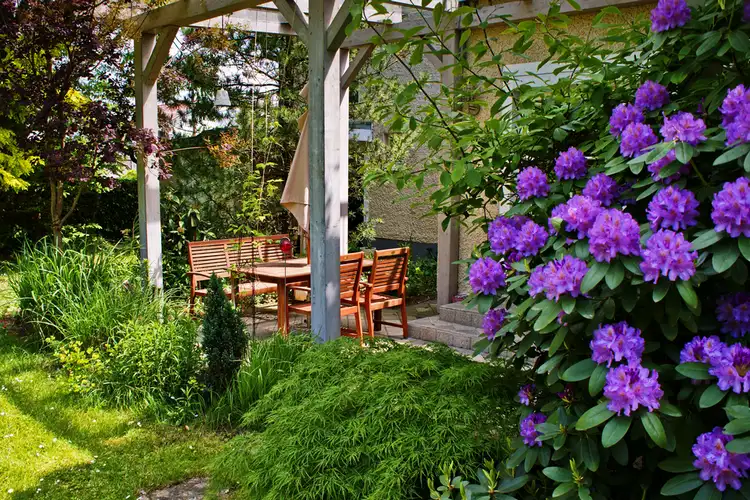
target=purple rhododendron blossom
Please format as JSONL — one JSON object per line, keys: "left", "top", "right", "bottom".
{"left": 488, "top": 215, "right": 529, "bottom": 255}
{"left": 528, "top": 265, "right": 547, "bottom": 297}
{"left": 604, "top": 364, "right": 663, "bottom": 416}
{"left": 539, "top": 256, "right": 589, "bottom": 302}
{"left": 650, "top": 0, "right": 691, "bottom": 32}
{"left": 590, "top": 322, "right": 645, "bottom": 366}
{"left": 712, "top": 177, "right": 750, "bottom": 238}
{"left": 518, "top": 384, "right": 535, "bottom": 406}
{"left": 717, "top": 293, "right": 750, "bottom": 338}
{"left": 468, "top": 257, "right": 506, "bottom": 296}
{"left": 583, "top": 174, "right": 620, "bottom": 207}
{"left": 588, "top": 209, "right": 642, "bottom": 262}
{"left": 620, "top": 122, "right": 659, "bottom": 157}
{"left": 609, "top": 103, "right": 644, "bottom": 137}
{"left": 517, "top": 166, "right": 550, "bottom": 200}
{"left": 554, "top": 195, "right": 603, "bottom": 239}
{"left": 520, "top": 413, "right": 547, "bottom": 447}
{"left": 693, "top": 427, "right": 750, "bottom": 492}
{"left": 635, "top": 81, "right": 670, "bottom": 110}
{"left": 483, "top": 308, "right": 506, "bottom": 340}
{"left": 516, "top": 220, "right": 549, "bottom": 257}
{"left": 647, "top": 186, "right": 700, "bottom": 231}
{"left": 660, "top": 112, "right": 707, "bottom": 145}
{"left": 554, "top": 147, "right": 587, "bottom": 180}
{"left": 745, "top": 0, "right": 750, "bottom": 22}
{"left": 640, "top": 230, "right": 697, "bottom": 283}
{"left": 680, "top": 336, "right": 726, "bottom": 364}
{"left": 720, "top": 86, "right": 750, "bottom": 145}
{"left": 709, "top": 343, "right": 750, "bottom": 394}
{"left": 647, "top": 150, "right": 690, "bottom": 184}
{"left": 557, "top": 384, "right": 574, "bottom": 402}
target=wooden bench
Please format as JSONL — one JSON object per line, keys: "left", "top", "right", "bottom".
{"left": 187, "top": 235, "right": 291, "bottom": 314}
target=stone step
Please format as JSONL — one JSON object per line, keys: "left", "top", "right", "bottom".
{"left": 439, "top": 302, "right": 484, "bottom": 329}
{"left": 407, "top": 315, "right": 483, "bottom": 351}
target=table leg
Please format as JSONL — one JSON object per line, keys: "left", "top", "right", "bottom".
{"left": 277, "top": 282, "right": 287, "bottom": 335}
{"left": 374, "top": 310, "right": 383, "bottom": 332}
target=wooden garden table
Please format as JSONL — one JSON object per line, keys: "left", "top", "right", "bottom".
{"left": 237, "top": 257, "right": 373, "bottom": 334}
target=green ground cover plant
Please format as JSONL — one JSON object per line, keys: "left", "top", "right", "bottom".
{"left": 212, "top": 339, "right": 522, "bottom": 500}
{"left": 0, "top": 333, "right": 224, "bottom": 500}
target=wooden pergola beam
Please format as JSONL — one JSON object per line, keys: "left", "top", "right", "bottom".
{"left": 190, "top": 11, "right": 296, "bottom": 35}
{"left": 272, "top": 0, "right": 311, "bottom": 43}
{"left": 144, "top": 27, "right": 178, "bottom": 84}
{"left": 133, "top": 0, "right": 266, "bottom": 33}
{"left": 327, "top": 0, "right": 354, "bottom": 51}
{"left": 341, "top": 44, "right": 373, "bottom": 91}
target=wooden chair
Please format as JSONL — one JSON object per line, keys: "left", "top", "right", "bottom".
{"left": 187, "top": 235, "right": 290, "bottom": 314}
{"left": 360, "top": 247, "right": 410, "bottom": 339}
{"left": 285, "top": 252, "right": 365, "bottom": 343}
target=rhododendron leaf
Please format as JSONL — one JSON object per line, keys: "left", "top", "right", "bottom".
{"left": 641, "top": 412, "right": 667, "bottom": 449}
{"left": 506, "top": 446, "right": 527, "bottom": 468}
{"left": 659, "top": 402, "right": 682, "bottom": 417}
{"left": 549, "top": 327, "right": 568, "bottom": 356}
{"left": 676, "top": 362, "right": 712, "bottom": 380}
{"left": 739, "top": 237, "right": 750, "bottom": 262}
{"left": 552, "top": 482, "right": 576, "bottom": 497}
{"left": 561, "top": 359, "right": 596, "bottom": 382}
{"left": 611, "top": 440, "right": 628, "bottom": 466}
{"left": 543, "top": 466, "right": 573, "bottom": 483}
{"left": 537, "top": 354, "right": 564, "bottom": 374}
{"left": 602, "top": 416, "right": 631, "bottom": 448}
{"left": 714, "top": 143, "right": 750, "bottom": 165}
{"left": 699, "top": 384, "right": 726, "bottom": 408}
{"left": 745, "top": 151, "right": 750, "bottom": 172}
{"left": 691, "top": 229, "right": 723, "bottom": 251}
{"left": 580, "top": 261, "right": 609, "bottom": 294}
{"left": 578, "top": 486, "right": 592, "bottom": 500}
{"left": 524, "top": 447, "right": 538, "bottom": 472}
{"left": 697, "top": 31, "right": 721, "bottom": 56}
{"left": 589, "top": 364, "right": 608, "bottom": 397}
{"left": 653, "top": 281, "right": 670, "bottom": 302}
{"left": 726, "top": 405, "right": 750, "bottom": 420}
{"left": 560, "top": 296, "right": 576, "bottom": 314}
{"left": 693, "top": 482, "right": 721, "bottom": 500}
{"left": 658, "top": 456, "right": 697, "bottom": 473}
{"left": 723, "top": 418, "right": 750, "bottom": 435}
{"left": 575, "top": 402, "right": 615, "bottom": 430}
{"left": 605, "top": 261, "right": 625, "bottom": 289}
{"left": 659, "top": 472, "right": 703, "bottom": 496}
{"left": 533, "top": 300, "right": 562, "bottom": 331}
{"left": 712, "top": 242, "right": 740, "bottom": 274}
{"left": 676, "top": 280, "right": 698, "bottom": 309}
{"left": 729, "top": 30, "right": 750, "bottom": 53}
{"left": 496, "top": 474, "right": 529, "bottom": 494}
{"left": 726, "top": 437, "right": 750, "bottom": 453}
{"left": 581, "top": 436, "right": 600, "bottom": 472}
{"left": 675, "top": 142, "right": 695, "bottom": 164}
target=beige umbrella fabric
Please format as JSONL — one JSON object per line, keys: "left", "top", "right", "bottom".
{"left": 281, "top": 85, "right": 309, "bottom": 233}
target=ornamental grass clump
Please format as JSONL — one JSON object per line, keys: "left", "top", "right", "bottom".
{"left": 450, "top": 0, "right": 750, "bottom": 497}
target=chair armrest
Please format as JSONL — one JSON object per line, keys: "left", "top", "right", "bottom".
{"left": 360, "top": 282, "right": 373, "bottom": 289}
{"left": 287, "top": 285, "right": 312, "bottom": 293}
{"left": 187, "top": 271, "right": 212, "bottom": 280}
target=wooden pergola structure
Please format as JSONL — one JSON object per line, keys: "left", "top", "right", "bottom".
{"left": 131, "top": 0, "right": 649, "bottom": 341}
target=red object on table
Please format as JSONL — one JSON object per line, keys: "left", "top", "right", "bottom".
{"left": 280, "top": 238, "right": 293, "bottom": 255}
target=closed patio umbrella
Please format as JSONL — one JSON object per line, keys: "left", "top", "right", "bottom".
{"left": 281, "top": 85, "right": 310, "bottom": 236}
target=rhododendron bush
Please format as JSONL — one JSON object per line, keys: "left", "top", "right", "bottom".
{"left": 371, "top": 0, "right": 750, "bottom": 498}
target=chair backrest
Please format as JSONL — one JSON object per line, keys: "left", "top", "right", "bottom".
{"left": 188, "top": 234, "right": 291, "bottom": 281}
{"left": 368, "top": 247, "right": 410, "bottom": 294}
{"left": 339, "top": 252, "right": 364, "bottom": 303}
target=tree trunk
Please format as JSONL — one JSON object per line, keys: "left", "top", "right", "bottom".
{"left": 50, "top": 180, "right": 64, "bottom": 248}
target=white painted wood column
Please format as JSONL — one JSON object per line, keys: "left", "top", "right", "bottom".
{"left": 309, "top": 0, "right": 342, "bottom": 341}
{"left": 134, "top": 34, "right": 164, "bottom": 288}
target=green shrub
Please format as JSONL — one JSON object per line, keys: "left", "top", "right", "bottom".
{"left": 208, "top": 333, "right": 314, "bottom": 428}
{"left": 407, "top": 254, "right": 437, "bottom": 300}
{"left": 202, "top": 274, "right": 248, "bottom": 392}
{"left": 211, "top": 339, "right": 521, "bottom": 500}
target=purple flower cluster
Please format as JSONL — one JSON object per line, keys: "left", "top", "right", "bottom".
{"left": 527, "top": 256, "right": 589, "bottom": 302}
{"left": 647, "top": 150, "right": 690, "bottom": 184}
{"left": 610, "top": 103, "right": 644, "bottom": 137}
{"left": 620, "top": 123, "right": 658, "bottom": 157}
{"left": 717, "top": 293, "right": 750, "bottom": 338}
{"left": 604, "top": 364, "right": 663, "bottom": 416}
{"left": 554, "top": 147, "right": 588, "bottom": 180}
{"left": 720, "top": 85, "right": 750, "bottom": 146}
{"left": 680, "top": 336, "right": 724, "bottom": 364}
{"left": 635, "top": 81, "right": 670, "bottom": 111}
{"left": 660, "top": 112, "right": 707, "bottom": 145}
{"left": 588, "top": 209, "right": 642, "bottom": 262}
{"left": 650, "top": 0, "right": 691, "bottom": 32}
{"left": 483, "top": 308, "right": 507, "bottom": 340}
{"left": 517, "top": 166, "right": 550, "bottom": 201}
{"left": 516, "top": 221, "right": 550, "bottom": 257}
{"left": 553, "top": 195, "right": 603, "bottom": 239}
{"left": 488, "top": 215, "right": 529, "bottom": 255}
{"left": 640, "top": 230, "right": 697, "bottom": 283}
{"left": 583, "top": 174, "right": 620, "bottom": 207}
{"left": 693, "top": 427, "right": 750, "bottom": 492}
{"left": 520, "top": 413, "right": 547, "bottom": 447}
{"left": 590, "top": 322, "right": 645, "bottom": 366}
{"left": 710, "top": 343, "right": 750, "bottom": 394}
{"left": 518, "top": 384, "right": 535, "bottom": 406}
{"left": 647, "top": 186, "right": 700, "bottom": 231}
{"left": 469, "top": 257, "right": 506, "bottom": 296}
{"left": 712, "top": 177, "right": 750, "bottom": 238}
{"left": 745, "top": 0, "right": 750, "bottom": 22}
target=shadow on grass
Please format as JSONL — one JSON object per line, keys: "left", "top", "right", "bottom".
{"left": 0, "top": 333, "right": 225, "bottom": 500}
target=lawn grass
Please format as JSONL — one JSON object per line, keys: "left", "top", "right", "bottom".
{"left": 0, "top": 332, "right": 226, "bottom": 500}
